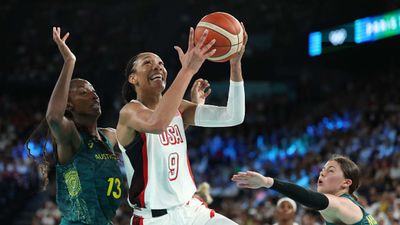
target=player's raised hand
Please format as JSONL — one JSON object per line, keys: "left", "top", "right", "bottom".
{"left": 174, "top": 28, "right": 216, "bottom": 74}
{"left": 231, "top": 171, "right": 273, "bottom": 189}
{"left": 196, "top": 182, "right": 213, "bottom": 205}
{"left": 52, "top": 27, "right": 76, "bottom": 62}
{"left": 230, "top": 22, "right": 248, "bottom": 65}
{"left": 176, "top": 27, "right": 195, "bottom": 65}
{"left": 190, "top": 78, "right": 211, "bottom": 105}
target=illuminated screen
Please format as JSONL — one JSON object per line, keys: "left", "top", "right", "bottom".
{"left": 355, "top": 10, "right": 400, "bottom": 43}
{"left": 308, "top": 9, "right": 400, "bottom": 56}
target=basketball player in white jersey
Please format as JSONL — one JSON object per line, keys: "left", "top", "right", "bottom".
{"left": 116, "top": 24, "right": 247, "bottom": 225}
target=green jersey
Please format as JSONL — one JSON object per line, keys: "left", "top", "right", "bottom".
{"left": 56, "top": 129, "right": 123, "bottom": 225}
{"left": 326, "top": 194, "right": 378, "bottom": 225}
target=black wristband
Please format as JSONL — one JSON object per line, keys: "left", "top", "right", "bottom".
{"left": 271, "top": 178, "right": 329, "bottom": 210}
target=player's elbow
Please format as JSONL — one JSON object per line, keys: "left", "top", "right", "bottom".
{"left": 236, "top": 116, "right": 245, "bottom": 125}
{"left": 231, "top": 109, "right": 245, "bottom": 126}
{"left": 147, "top": 120, "right": 169, "bottom": 134}
{"left": 45, "top": 114, "right": 63, "bottom": 127}
{"left": 230, "top": 115, "right": 245, "bottom": 126}
{"left": 217, "top": 112, "right": 245, "bottom": 127}
{"left": 149, "top": 127, "right": 167, "bottom": 134}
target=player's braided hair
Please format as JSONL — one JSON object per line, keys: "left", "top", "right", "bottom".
{"left": 25, "top": 83, "right": 76, "bottom": 190}
{"left": 25, "top": 119, "right": 55, "bottom": 190}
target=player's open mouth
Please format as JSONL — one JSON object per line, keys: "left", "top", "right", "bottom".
{"left": 150, "top": 74, "right": 163, "bottom": 81}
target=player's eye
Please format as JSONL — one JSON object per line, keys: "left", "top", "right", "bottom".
{"left": 79, "top": 89, "right": 88, "bottom": 95}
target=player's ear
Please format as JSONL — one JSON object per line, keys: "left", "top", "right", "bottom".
{"left": 128, "top": 73, "right": 138, "bottom": 85}
{"left": 343, "top": 178, "right": 352, "bottom": 189}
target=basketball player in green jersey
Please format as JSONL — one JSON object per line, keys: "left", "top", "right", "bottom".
{"left": 232, "top": 155, "right": 378, "bottom": 225}
{"left": 45, "top": 27, "right": 123, "bottom": 225}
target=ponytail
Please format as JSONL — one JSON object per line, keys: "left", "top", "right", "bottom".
{"left": 26, "top": 112, "right": 75, "bottom": 190}
{"left": 25, "top": 119, "right": 55, "bottom": 190}
{"left": 122, "top": 53, "right": 145, "bottom": 103}
{"left": 122, "top": 80, "right": 136, "bottom": 103}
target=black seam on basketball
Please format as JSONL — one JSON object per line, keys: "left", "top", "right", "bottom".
{"left": 221, "top": 13, "right": 240, "bottom": 36}
{"left": 197, "top": 24, "right": 236, "bottom": 36}
{"left": 197, "top": 25, "right": 232, "bottom": 45}
{"left": 195, "top": 24, "right": 242, "bottom": 47}
{"left": 211, "top": 42, "right": 243, "bottom": 48}
{"left": 221, "top": 14, "right": 241, "bottom": 50}
{"left": 221, "top": 14, "right": 241, "bottom": 51}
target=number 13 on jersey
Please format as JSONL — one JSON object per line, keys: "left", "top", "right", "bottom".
{"left": 107, "top": 177, "right": 122, "bottom": 199}
{"left": 168, "top": 152, "right": 179, "bottom": 181}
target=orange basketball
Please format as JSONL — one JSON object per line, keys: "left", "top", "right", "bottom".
{"left": 194, "top": 12, "right": 243, "bottom": 63}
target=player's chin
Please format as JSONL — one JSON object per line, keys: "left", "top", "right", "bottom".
{"left": 91, "top": 108, "right": 101, "bottom": 117}
{"left": 316, "top": 185, "right": 325, "bottom": 193}
{"left": 150, "top": 80, "right": 166, "bottom": 91}
{"left": 93, "top": 105, "right": 101, "bottom": 113}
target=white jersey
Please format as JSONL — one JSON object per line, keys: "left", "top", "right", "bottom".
{"left": 119, "top": 111, "right": 197, "bottom": 209}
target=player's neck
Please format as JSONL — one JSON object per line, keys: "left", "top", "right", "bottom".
{"left": 333, "top": 189, "right": 348, "bottom": 197}
{"left": 74, "top": 117, "right": 99, "bottom": 137}
{"left": 137, "top": 93, "right": 162, "bottom": 110}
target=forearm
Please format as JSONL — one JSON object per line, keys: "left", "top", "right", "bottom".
{"left": 270, "top": 178, "right": 329, "bottom": 210}
{"left": 230, "top": 61, "right": 243, "bottom": 82}
{"left": 46, "top": 60, "right": 75, "bottom": 120}
{"left": 152, "top": 68, "right": 194, "bottom": 127}
{"left": 194, "top": 80, "right": 245, "bottom": 127}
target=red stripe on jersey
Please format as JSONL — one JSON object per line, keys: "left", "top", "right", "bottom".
{"left": 186, "top": 149, "right": 196, "bottom": 185}
{"left": 210, "top": 209, "right": 215, "bottom": 218}
{"left": 132, "top": 216, "right": 143, "bottom": 225}
{"left": 139, "top": 133, "right": 148, "bottom": 208}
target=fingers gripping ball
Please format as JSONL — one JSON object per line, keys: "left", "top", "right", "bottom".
{"left": 195, "top": 12, "right": 243, "bottom": 63}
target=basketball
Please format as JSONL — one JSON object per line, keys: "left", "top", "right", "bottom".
{"left": 194, "top": 12, "right": 243, "bottom": 63}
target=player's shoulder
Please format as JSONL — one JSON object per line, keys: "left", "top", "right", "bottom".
{"left": 120, "top": 100, "right": 143, "bottom": 115}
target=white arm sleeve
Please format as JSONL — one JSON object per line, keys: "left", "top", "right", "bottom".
{"left": 194, "top": 80, "right": 245, "bottom": 127}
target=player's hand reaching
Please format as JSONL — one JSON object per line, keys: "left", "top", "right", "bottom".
{"left": 230, "top": 22, "right": 248, "bottom": 65}
{"left": 231, "top": 171, "right": 273, "bottom": 189}
{"left": 52, "top": 27, "right": 76, "bottom": 62}
{"left": 191, "top": 78, "right": 211, "bottom": 105}
{"left": 196, "top": 182, "right": 213, "bottom": 205}
{"left": 174, "top": 28, "right": 216, "bottom": 75}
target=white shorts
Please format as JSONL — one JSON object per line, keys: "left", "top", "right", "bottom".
{"left": 130, "top": 197, "right": 224, "bottom": 225}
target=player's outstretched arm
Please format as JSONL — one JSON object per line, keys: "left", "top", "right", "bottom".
{"left": 232, "top": 171, "right": 363, "bottom": 224}
{"left": 46, "top": 27, "right": 79, "bottom": 149}
{"left": 232, "top": 171, "right": 329, "bottom": 210}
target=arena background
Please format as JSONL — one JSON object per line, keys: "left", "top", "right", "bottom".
{"left": 1, "top": 0, "right": 399, "bottom": 224}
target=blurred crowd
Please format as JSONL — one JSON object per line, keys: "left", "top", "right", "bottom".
{"left": 0, "top": 71, "right": 399, "bottom": 224}
{"left": 183, "top": 74, "right": 400, "bottom": 225}
{"left": 0, "top": 95, "right": 45, "bottom": 223}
